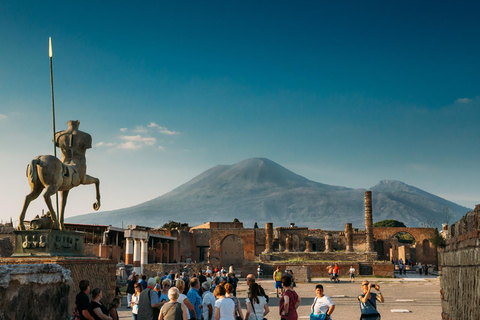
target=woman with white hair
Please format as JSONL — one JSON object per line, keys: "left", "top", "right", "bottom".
{"left": 158, "top": 287, "right": 188, "bottom": 320}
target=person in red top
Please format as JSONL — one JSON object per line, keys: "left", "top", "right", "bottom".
{"left": 279, "top": 275, "right": 300, "bottom": 320}
{"left": 333, "top": 263, "right": 340, "bottom": 283}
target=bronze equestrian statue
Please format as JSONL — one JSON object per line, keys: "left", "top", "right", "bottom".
{"left": 18, "top": 120, "right": 100, "bottom": 231}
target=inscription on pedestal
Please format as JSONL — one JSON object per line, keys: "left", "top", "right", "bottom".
{"left": 13, "top": 230, "right": 84, "bottom": 257}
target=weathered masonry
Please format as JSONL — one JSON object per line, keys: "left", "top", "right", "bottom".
{"left": 439, "top": 204, "right": 480, "bottom": 320}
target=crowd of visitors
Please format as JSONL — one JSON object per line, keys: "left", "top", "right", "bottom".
{"left": 76, "top": 265, "right": 386, "bottom": 320}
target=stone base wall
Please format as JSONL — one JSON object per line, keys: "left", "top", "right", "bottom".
{"left": 0, "top": 263, "right": 72, "bottom": 320}
{"left": 259, "top": 251, "right": 378, "bottom": 262}
{"left": 0, "top": 257, "right": 116, "bottom": 317}
{"left": 439, "top": 205, "right": 480, "bottom": 320}
{"left": 259, "top": 261, "right": 393, "bottom": 278}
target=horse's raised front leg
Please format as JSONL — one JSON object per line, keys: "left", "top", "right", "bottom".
{"left": 18, "top": 184, "right": 44, "bottom": 230}
{"left": 43, "top": 185, "right": 60, "bottom": 230}
{"left": 59, "top": 190, "right": 69, "bottom": 231}
{"left": 83, "top": 175, "right": 101, "bottom": 211}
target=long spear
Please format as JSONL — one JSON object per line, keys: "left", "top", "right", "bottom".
{"left": 49, "top": 37, "right": 59, "bottom": 217}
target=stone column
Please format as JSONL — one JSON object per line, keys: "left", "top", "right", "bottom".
{"left": 285, "top": 234, "right": 292, "bottom": 252}
{"left": 133, "top": 239, "right": 141, "bottom": 274}
{"left": 141, "top": 239, "right": 148, "bottom": 274}
{"left": 365, "top": 191, "right": 374, "bottom": 252}
{"left": 324, "top": 234, "right": 333, "bottom": 252}
{"left": 345, "top": 223, "right": 353, "bottom": 252}
{"left": 125, "top": 237, "right": 134, "bottom": 265}
{"left": 304, "top": 240, "right": 312, "bottom": 252}
{"left": 263, "top": 223, "right": 273, "bottom": 253}
{"left": 164, "top": 242, "right": 170, "bottom": 263}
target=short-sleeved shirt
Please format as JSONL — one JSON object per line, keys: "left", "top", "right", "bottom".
{"left": 312, "top": 295, "right": 334, "bottom": 315}
{"left": 215, "top": 297, "right": 235, "bottom": 320}
{"left": 358, "top": 293, "right": 378, "bottom": 315}
{"left": 178, "top": 294, "right": 190, "bottom": 319}
{"left": 245, "top": 296, "right": 267, "bottom": 320}
{"left": 274, "top": 271, "right": 282, "bottom": 281}
{"left": 202, "top": 291, "right": 216, "bottom": 320}
{"left": 333, "top": 266, "right": 339, "bottom": 274}
{"left": 279, "top": 289, "right": 298, "bottom": 320}
{"left": 188, "top": 288, "right": 203, "bottom": 320}
{"left": 90, "top": 301, "right": 109, "bottom": 320}
{"left": 75, "top": 292, "right": 90, "bottom": 320}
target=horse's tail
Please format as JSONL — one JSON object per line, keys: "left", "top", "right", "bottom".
{"left": 26, "top": 158, "right": 39, "bottom": 184}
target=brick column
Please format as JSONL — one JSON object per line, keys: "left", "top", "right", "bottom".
{"left": 125, "top": 237, "right": 134, "bottom": 265}
{"left": 140, "top": 239, "right": 148, "bottom": 274}
{"left": 365, "top": 191, "right": 374, "bottom": 252}
{"left": 285, "top": 234, "right": 292, "bottom": 252}
{"left": 133, "top": 239, "right": 141, "bottom": 274}
{"left": 263, "top": 223, "right": 273, "bottom": 253}
{"left": 345, "top": 223, "right": 353, "bottom": 252}
{"left": 304, "top": 240, "right": 312, "bottom": 252}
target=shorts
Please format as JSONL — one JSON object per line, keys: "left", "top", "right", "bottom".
{"left": 350, "top": 273, "right": 355, "bottom": 278}
{"left": 275, "top": 281, "right": 283, "bottom": 289}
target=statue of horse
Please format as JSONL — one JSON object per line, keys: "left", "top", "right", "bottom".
{"left": 18, "top": 120, "right": 100, "bottom": 231}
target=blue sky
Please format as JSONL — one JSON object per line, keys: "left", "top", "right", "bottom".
{"left": 1, "top": 1, "right": 479, "bottom": 225}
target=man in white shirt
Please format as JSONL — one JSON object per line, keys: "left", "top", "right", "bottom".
{"left": 349, "top": 266, "right": 356, "bottom": 283}
{"left": 201, "top": 282, "right": 216, "bottom": 320}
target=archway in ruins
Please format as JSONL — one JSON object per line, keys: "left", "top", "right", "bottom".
{"left": 221, "top": 234, "right": 244, "bottom": 267}
{"left": 391, "top": 231, "right": 417, "bottom": 263}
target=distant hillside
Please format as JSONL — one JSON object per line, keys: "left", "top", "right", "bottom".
{"left": 66, "top": 158, "right": 471, "bottom": 229}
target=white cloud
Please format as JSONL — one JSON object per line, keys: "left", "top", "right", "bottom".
{"left": 95, "top": 142, "right": 116, "bottom": 148}
{"left": 119, "top": 128, "right": 128, "bottom": 132}
{"left": 118, "top": 141, "right": 142, "bottom": 150}
{"left": 148, "top": 122, "right": 180, "bottom": 135}
{"left": 133, "top": 125, "right": 148, "bottom": 133}
{"left": 0, "top": 114, "right": 8, "bottom": 120}
{"left": 158, "top": 145, "right": 166, "bottom": 151}
{"left": 455, "top": 98, "right": 472, "bottom": 104}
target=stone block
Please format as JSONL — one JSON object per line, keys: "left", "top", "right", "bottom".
{"left": 12, "top": 230, "right": 84, "bottom": 257}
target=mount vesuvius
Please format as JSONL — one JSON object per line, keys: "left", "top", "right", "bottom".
{"left": 66, "top": 158, "right": 470, "bottom": 229}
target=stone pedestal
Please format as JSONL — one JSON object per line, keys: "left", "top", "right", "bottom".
{"left": 12, "top": 230, "right": 84, "bottom": 257}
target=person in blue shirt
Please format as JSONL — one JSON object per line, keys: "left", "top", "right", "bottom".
{"left": 187, "top": 278, "right": 203, "bottom": 320}
{"left": 358, "top": 281, "right": 384, "bottom": 320}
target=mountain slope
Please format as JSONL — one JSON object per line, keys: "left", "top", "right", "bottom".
{"left": 66, "top": 158, "right": 471, "bottom": 229}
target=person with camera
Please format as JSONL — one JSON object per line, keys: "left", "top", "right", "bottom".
{"left": 358, "top": 281, "right": 384, "bottom": 320}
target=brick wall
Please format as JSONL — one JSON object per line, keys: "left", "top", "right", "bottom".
{"left": 439, "top": 205, "right": 480, "bottom": 320}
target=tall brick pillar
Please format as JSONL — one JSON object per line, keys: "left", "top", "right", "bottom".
{"left": 263, "top": 223, "right": 273, "bottom": 253}
{"left": 324, "top": 234, "right": 333, "bottom": 252}
{"left": 365, "top": 191, "right": 374, "bottom": 252}
{"left": 304, "top": 240, "right": 312, "bottom": 252}
{"left": 285, "top": 234, "right": 292, "bottom": 252}
{"left": 133, "top": 239, "right": 141, "bottom": 274}
{"left": 125, "top": 237, "right": 134, "bottom": 265}
{"left": 345, "top": 223, "right": 353, "bottom": 252}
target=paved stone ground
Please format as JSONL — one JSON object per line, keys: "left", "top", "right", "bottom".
{"left": 116, "top": 276, "right": 441, "bottom": 320}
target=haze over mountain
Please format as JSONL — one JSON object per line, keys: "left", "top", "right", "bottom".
{"left": 66, "top": 158, "right": 471, "bottom": 229}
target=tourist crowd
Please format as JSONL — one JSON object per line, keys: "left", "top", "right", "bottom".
{"left": 75, "top": 265, "right": 384, "bottom": 320}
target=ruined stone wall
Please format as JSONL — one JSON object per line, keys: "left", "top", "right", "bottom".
{"left": 259, "top": 251, "right": 378, "bottom": 262}
{"left": 255, "top": 228, "right": 266, "bottom": 255}
{"left": 439, "top": 205, "right": 480, "bottom": 320}
{"left": 0, "top": 237, "right": 13, "bottom": 257}
{"left": 0, "top": 264, "right": 72, "bottom": 320}
{"left": 143, "top": 262, "right": 209, "bottom": 279}
{"left": 0, "top": 257, "right": 116, "bottom": 317}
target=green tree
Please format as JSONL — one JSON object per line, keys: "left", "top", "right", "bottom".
{"left": 233, "top": 218, "right": 240, "bottom": 223}
{"left": 373, "top": 219, "right": 407, "bottom": 228}
{"left": 162, "top": 220, "right": 182, "bottom": 230}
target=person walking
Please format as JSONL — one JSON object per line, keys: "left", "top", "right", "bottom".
{"left": 225, "top": 283, "right": 243, "bottom": 320}
{"left": 176, "top": 279, "right": 197, "bottom": 320}
{"left": 158, "top": 287, "right": 188, "bottom": 320}
{"left": 273, "top": 267, "right": 283, "bottom": 297}
{"left": 75, "top": 280, "right": 94, "bottom": 320}
{"left": 349, "top": 266, "right": 355, "bottom": 283}
{"left": 127, "top": 274, "right": 138, "bottom": 309}
{"left": 187, "top": 278, "right": 203, "bottom": 320}
{"left": 201, "top": 282, "right": 216, "bottom": 320}
{"left": 131, "top": 283, "right": 142, "bottom": 320}
{"left": 213, "top": 285, "right": 235, "bottom": 320}
{"left": 138, "top": 278, "right": 163, "bottom": 320}
{"left": 245, "top": 283, "right": 269, "bottom": 320}
{"left": 311, "top": 284, "right": 334, "bottom": 320}
{"left": 279, "top": 275, "right": 300, "bottom": 320}
{"left": 333, "top": 264, "right": 340, "bottom": 283}
{"left": 358, "top": 281, "right": 384, "bottom": 320}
